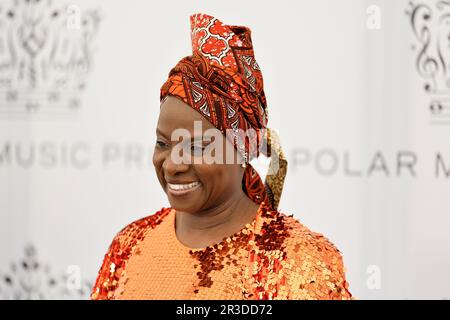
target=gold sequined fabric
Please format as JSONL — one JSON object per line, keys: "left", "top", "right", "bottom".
{"left": 263, "top": 128, "right": 287, "bottom": 210}
{"left": 91, "top": 202, "right": 352, "bottom": 300}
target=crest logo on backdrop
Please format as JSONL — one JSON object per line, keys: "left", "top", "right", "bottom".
{"left": 406, "top": 0, "right": 450, "bottom": 125}
{"left": 0, "top": 0, "right": 100, "bottom": 116}
{"left": 0, "top": 244, "right": 92, "bottom": 299}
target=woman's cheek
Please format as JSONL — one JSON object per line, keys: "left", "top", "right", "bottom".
{"left": 152, "top": 149, "right": 161, "bottom": 167}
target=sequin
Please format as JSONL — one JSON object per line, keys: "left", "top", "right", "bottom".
{"left": 90, "top": 208, "right": 170, "bottom": 300}
{"left": 90, "top": 201, "right": 353, "bottom": 300}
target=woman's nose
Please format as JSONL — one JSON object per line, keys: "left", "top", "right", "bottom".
{"left": 162, "top": 149, "right": 190, "bottom": 176}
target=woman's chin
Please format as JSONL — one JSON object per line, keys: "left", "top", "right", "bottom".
{"left": 169, "top": 201, "right": 199, "bottom": 214}
{"left": 167, "top": 193, "right": 202, "bottom": 213}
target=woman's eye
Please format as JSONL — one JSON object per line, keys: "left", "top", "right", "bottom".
{"left": 156, "top": 140, "right": 168, "bottom": 148}
{"left": 190, "top": 145, "right": 204, "bottom": 156}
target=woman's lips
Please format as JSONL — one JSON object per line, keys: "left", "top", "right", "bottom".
{"left": 167, "top": 181, "right": 201, "bottom": 196}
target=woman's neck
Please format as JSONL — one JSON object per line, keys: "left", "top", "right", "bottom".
{"left": 175, "top": 193, "right": 260, "bottom": 249}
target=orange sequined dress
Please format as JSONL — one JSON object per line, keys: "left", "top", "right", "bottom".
{"left": 91, "top": 202, "right": 352, "bottom": 300}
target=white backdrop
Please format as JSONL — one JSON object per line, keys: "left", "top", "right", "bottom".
{"left": 0, "top": 0, "right": 449, "bottom": 299}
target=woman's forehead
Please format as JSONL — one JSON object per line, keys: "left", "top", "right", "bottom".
{"left": 158, "top": 96, "right": 217, "bottom": 134}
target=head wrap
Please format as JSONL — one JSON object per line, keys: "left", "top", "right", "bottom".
{"left": 160, "top": 13, "right": 287, "bottom": 210}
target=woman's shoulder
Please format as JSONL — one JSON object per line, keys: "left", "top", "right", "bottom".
{"left": 111, "top": 207, "right": 172, "bottom": 244}
{"left": 275, "top": 210, "right": 353, "bottom": 299}
{"left": 91, "top": 207, "right": 172, "bottom": 299}
{"left": 279, "top": 212, "right": 343, "bottom": 257}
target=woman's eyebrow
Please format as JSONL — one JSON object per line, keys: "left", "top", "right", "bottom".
{"left": 193, "top": 132, "right": 220, "bottom": 138}
{"left": 191, "top": 135, "right": 217, "bottom": 142}
{"left": 156, "top": 128, "right": 169, "bottom": 138}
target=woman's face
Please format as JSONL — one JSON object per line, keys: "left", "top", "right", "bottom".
{"left": 153, "top": 96, "right": 245, "bottom": 213}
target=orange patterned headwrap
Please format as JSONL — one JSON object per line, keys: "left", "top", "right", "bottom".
{"left": 160, "top": 13, "right": 287, "bottom": 210}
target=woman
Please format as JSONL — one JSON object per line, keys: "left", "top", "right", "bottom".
{"left": 91, "top": 13, "right": 352, "bottom": 300}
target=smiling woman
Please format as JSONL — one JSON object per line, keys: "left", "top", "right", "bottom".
{"left": 152, "top": 96, "right": 258, "bottom": 230}
{"left": 90, "top": 13, "right": 352, "bottom": 300}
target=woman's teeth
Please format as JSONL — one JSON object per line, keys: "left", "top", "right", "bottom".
{"left": 167, "top": 181, "right": 200, "bottom": 191}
